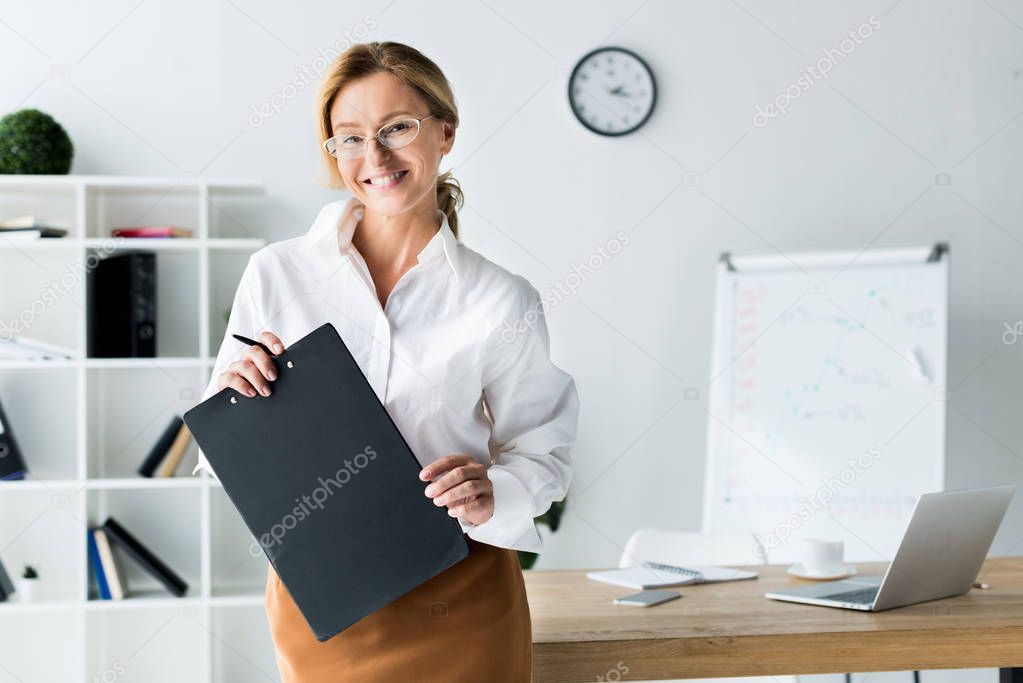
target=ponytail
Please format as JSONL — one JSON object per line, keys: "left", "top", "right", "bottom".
{"left": 436, "top": 170, "right": 463, "bottom": 238}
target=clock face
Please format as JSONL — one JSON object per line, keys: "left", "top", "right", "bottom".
{"left": 568, "top": 47, "right": 656, "bottom": 136}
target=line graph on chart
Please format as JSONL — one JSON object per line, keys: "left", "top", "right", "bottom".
{"left": 704, "top": 257, "right": 947, "bottom": 563}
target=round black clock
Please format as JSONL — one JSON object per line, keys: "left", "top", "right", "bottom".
{"left": 568, "top": 46, "right": 657, "bottom": 136}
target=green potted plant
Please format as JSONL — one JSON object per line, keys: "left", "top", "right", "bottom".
{"left": 0, "top": 108, "right": 74, "bottom": 175}
{"left": 518, "top": 498, "right": 566, "bottom": 569}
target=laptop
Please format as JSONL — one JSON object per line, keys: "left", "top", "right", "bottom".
{"left": 765, "top": 485, "right": 1015, "bottom": 611}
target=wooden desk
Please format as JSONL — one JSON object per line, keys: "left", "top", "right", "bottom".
{"left": 525, "top": 558, "right": 1023, "bottom": 682}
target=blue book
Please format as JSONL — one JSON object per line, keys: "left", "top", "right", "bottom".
{"left": 87, "top": 529, "right": 111, "bottom": 600}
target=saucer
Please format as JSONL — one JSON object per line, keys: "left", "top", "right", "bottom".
{"left": 787, "top": 563, "right": 858, "bottom": 580}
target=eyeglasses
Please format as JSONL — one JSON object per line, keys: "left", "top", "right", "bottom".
{"left": 324, "top": 114, "right": 436, "bottom": 161}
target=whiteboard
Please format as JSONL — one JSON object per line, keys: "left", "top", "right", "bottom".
{"left": 702, "top": 244, "right": 948, "bottom": 563}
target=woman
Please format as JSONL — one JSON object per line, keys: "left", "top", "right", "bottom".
{"left": 193, "top": 41, "right": 579, "bottom": 681}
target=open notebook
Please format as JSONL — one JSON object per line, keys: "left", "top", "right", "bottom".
{"left": 587, "top": 561, "right": 758, "bottom": 590}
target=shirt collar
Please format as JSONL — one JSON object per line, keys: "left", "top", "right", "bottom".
{"left": 303, "top": 196, "right": 462, "bottom": 281}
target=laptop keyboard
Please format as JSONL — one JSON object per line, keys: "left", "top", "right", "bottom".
{"left": 824, "top": 586, "right": 880, "bottom": 605}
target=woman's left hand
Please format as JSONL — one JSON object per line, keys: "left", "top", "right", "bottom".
{"left": 420, "top": 454, "right": 494, "bottom": 526}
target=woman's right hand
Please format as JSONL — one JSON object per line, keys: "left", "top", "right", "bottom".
{"left": 217, "top": 330, "right": 285, "bottom": 398}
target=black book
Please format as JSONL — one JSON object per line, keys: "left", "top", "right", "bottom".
{"left": 100, "top": 517, "right": 188, "bottom": 597}
{"left": 0, "top": 556, "right": 14, "bottom": 601}
{"left": 137, "top": 416, "right": 183, "bottom": 477}
{"left": 0, "top": 396, "right": 27, "bottom": 481}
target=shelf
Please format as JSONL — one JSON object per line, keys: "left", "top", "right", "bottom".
{"left": 0, "top": 237, "right": 264, "bottom": 251}
{"left": 0, "top": 479, "right": 81, "bottom": 491}
{"left": 0, "top": 357, "right": 218, "bottom": 370}
{"left": 0, "top": 477, "right": 212, "bottom": 492}
{"left": 86, "top": 477, "right": 204, "bottom": 490}
{"left": 0, "top": 597, "right": 82, "bottom": 613}
{"left": 0, "top": 358, "right": 77, "bottom": 369}
{"left": 0, "top": 174, "right": 266, "bottom": 682}
{"left": 0, "top": 238, "right": 80, "bottom": 250}
{"left": 1, "top": 478, "right": 205, "bottom": 491}
{"left": 86, "top": 237, "right": 265, "bottom": 250}
{"left": 86, "top": 587, "right": 202, "bottom": 610}
{"left": 85, "top": 356, "right": 211, "bottom": 369}
{"left": 0, "top": 589, "right": 266, "bottom": 613}
{"left": 0, "top": 175, "right": 264, "bottom": 192}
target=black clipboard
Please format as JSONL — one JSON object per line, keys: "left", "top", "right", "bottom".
{"left": 184, "top": 322, "right": 469, "bottom": 641}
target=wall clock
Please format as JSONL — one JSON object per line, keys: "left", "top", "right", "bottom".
{"left": 568, "top": 46, "right": 657, "bottom": 136}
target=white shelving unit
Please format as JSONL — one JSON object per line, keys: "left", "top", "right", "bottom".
{"left": 0, "top": 175, "right": 282, "bottom": 683}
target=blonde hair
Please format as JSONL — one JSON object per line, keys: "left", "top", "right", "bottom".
{"left": 315, "top": 41, "right": 464, "bottom": 237}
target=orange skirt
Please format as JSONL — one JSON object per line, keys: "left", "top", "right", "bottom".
{"left": 264, "top": 537, "right": 532, "bottom": 682}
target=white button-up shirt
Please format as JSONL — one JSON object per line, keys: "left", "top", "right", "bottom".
{"left": 193, "top": 196, "right": 579, "bottom": 552}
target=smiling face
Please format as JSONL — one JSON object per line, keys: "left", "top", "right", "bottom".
{"left": 328, "top": 71, "right": 454, "bottom": 218}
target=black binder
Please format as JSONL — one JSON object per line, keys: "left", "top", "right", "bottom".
{"left": 0, "top": 396, "right": 27, "bottom": 481}
{"left": 0, "top": 555, "right": 14, "bottom": 601}
{"left": 101, "top": 517, "right": 188, "bottom": 597}
{"left": 183, "top": 322, "right": 469, "bottom": 641}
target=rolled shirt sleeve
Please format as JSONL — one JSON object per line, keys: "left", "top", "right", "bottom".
{"left": 464, "top": 283, "right": 580, "bottom": 552}
{"left": 191, "top": 254, "right": 265, "bottom": 482}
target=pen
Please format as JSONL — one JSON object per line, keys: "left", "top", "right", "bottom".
{"left": 232, "top": 333, "right": 278, "bottom": 358}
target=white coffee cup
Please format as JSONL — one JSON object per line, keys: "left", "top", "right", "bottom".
{"left": 800, "top": 538, "right": 844, "bottom": 574}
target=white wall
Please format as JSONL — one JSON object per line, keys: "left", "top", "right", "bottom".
{"left": 3, "top": 1, "right": 1021, "bottom": 677}
{"left": 7, "top": 0, "right": 1023, "bottom": 566}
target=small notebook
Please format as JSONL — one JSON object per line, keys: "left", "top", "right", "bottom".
{"left": 587, "top": 561, "right": 758, "bottom": 590}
